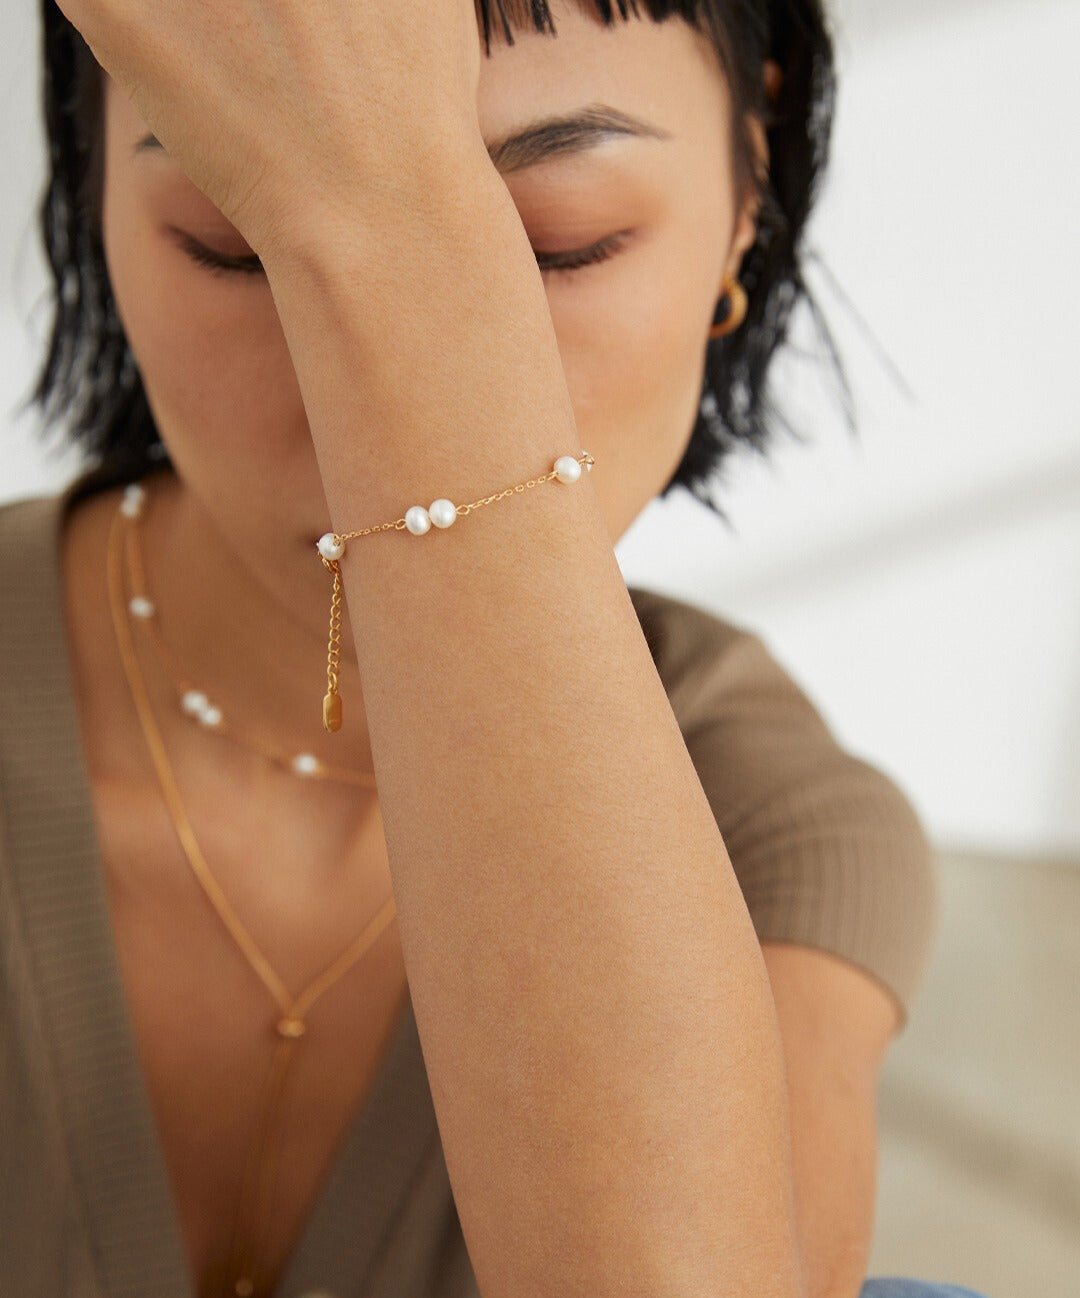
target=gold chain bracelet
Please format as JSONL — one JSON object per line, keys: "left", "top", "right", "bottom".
{"left": 314, "top": 450, "right": 595, "bottom": 733}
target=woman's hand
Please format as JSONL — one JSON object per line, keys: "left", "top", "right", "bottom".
{"left": 54, "top": 0, "right": 486, "bottom": 259}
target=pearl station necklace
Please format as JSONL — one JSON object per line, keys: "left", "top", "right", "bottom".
{"left": 106, "top": 489, "right": 399, "bottom": 1298}
{"left": 118, "top": 482, "right": 374, "bottom": 787}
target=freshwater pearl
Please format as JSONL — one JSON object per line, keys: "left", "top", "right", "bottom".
{"left": 128, "top": 596, "right": 155, "bottom": 619}
{"left": 199, "top": 705, "right": 223, "bottom": 728}
{"left": 292, "top": 753, "right": 321, "bottom": 776}
{"left": 428, "top": 498, "right": 457, "bottom": 529}
{"left": 120, "top": 483, "right": 146, "bottom": 518}
{"left": 181, "top": 690, "right": 209, "bottom": 717}
{"left": 405, "top": 506, "right": 431, "bottom": 535}
{"left": 554, "top": 455, "right": 582, "bottom": 484}
{"left": 317, "top": 532, "right": 344, "bottom": 561}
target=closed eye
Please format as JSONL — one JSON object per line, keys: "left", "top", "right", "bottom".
{"left": 175, "top": 232, "right": 264, "bottom": 276}
{"left": 174, "top": 230, "right": 630, "bottom": 279}
{"left": 534, "top": 232, "right": 628, "bottom": 274}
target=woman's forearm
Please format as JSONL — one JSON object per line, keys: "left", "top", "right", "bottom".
{"left": 263, "top": 160, "right": 804, "bottom": 1298}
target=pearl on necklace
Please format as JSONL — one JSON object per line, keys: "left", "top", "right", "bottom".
{"left": 128, "top": 596, "right": 155, "bottom": 619}
{"left": 121, "top": 484, "right": 376, "bottom": 789}
{"left": 181, "top": 689, "right": 222, "bottom": 729}
{"left": 110, "top": 483, "right": 398, "bottom": 1298}
{"left": 119, "top": 483, "right": 146, "bottom": 519}
{"left": 181, "top": 689, "right": 209, "bottom": 716}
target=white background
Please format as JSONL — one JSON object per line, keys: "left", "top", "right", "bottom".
{"left": 3, "top": 0, "right": 1078, "bottom": 861}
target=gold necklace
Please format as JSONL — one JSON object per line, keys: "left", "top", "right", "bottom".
{"left": 105, "top": 496, "right": 399, "bottom": 1298}
{"left": 119, "top": 481, "right": 374, "bottom": 787}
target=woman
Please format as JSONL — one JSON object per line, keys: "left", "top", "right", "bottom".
{"left": 0, "top": 1, "right": 988, "bottom": 1296}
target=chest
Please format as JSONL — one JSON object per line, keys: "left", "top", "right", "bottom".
{"left": 94, "top": 785, "right": 408, "bottom": 1298}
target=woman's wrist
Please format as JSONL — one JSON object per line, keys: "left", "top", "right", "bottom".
{"left": 256, "top": 137, "right": 504, "bottom": 295}
{"left": 257, "top": 149, "right": 580, "bottom": 524}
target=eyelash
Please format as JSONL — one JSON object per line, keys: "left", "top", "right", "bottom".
{"left": 179, "top": 236, "right": 265, "bottom": 277}
{"left": 535, "top": 233, "right": 627, "bottom": 274}
{"left": 177, "top": 231, "right": 627, "bottom": 278}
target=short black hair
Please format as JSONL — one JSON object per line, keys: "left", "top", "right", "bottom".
{"left": 27, "top": 0, "right": 851, "bottom": 518}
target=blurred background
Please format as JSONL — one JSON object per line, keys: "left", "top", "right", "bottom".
{"left": 2, "top": 1, "right": 1077, "bottom": 1295}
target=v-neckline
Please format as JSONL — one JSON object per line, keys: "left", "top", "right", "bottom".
{"left": 0, "top": 474, "right": 441, "bottom": 1298}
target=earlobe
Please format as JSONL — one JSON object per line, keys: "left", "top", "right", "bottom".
{"left": 745, "top": 112, "right": 770, "bottom": 185}
{"left": 716, "top": 197, "right": 762, "bottom": 302}
{"left": 726, "top": 214, "right": 757, "bottom": 286}
{"left": 763, "top": 58, "right": 784, "bottom": 103}
{"left": 728, "top": 180, "right": 764, "bottom": 279}
{"left": 727, "top": 111, "right": 770, "bottom": 272}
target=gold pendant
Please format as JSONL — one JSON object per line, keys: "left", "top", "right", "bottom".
{"left": 323, "top": 691, "right": 342, "bottom": 733}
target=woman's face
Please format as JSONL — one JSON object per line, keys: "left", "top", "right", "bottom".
{"left": 101, "top": 2, "right": 764, "bottom": 590}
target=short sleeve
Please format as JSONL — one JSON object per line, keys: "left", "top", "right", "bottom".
{"left": 629, "top": 586, "right": 940, "bottom": 1032}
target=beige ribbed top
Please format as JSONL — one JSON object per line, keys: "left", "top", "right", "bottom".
{"left": 0, "top": 465, "right": 938, "bottom": 1298}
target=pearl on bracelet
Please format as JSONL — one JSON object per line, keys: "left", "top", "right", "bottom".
{"left": 312, "top": 452, "right": 590, "bottom": 732}
{"left": 553, "top": 455, "right": 582, "bottom": 484}
{"left": 292, "top": 753, "right": 321, "bottom": 776}
{"left": 404, "top": 506, "right": 432, "bottom": 536}
{"left": 318, "top": 455, "right": 589, "bottom": 556}
{"left": 317, "top": 533, "right": 344, "bottom": 561}
{"left": 429, "top": 498, "right": 457, "bottom": 529}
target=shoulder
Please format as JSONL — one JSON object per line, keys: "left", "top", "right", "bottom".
{"left": 0, "top": 456, "right": 122, "bottom": 581}
{"left": 626, "top": 586, "right": 879, "bottom": 819}
{"left": 0, "top": 478, "right": 90, "bottom": 692}
{"left": 629, "top": 582, "right": 900, "bottom": 782}
{"left": 0, "top": 489, "right": 71, "bottom": 820}
{"left": 0, "top": 466, "right": 117, "bottom": 791}
{"left": 0, "top": 460, "right": 137, "bottom": 637}
{"left": 627, "top": 583, "right": 827, "bottom": 734}
{"left": 628, "top": 582, "right": 760, "bottom": 672}
{"left": 627, "top": 584, "right": 938, "bottom": 1029}
{"left": 0, "top": 489, "right": 65, "bottom": 561}
{"left": 0, "top": 488, "right": 72, "bottom": 685}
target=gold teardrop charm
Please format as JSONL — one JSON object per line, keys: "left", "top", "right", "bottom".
{"left": 323, "top": 691, "right": 342, "bottom": 733}
{"left": 276, "top": 1017, "right": 307, "bottom": 1039}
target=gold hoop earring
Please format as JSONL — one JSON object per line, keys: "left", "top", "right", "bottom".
{"left": 708, "top": 274, "right": 748, "bottom": 339}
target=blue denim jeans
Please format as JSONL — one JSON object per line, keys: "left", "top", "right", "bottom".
{"left": 859, "top": 1280, "right": 990, "bottom": 1298}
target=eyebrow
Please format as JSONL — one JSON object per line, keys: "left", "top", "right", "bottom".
{"left": 134, "top": 103, "right": 672, "bottom": 174}
{"left": 485, "top": 103, "right": 672, "bottom": 172}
